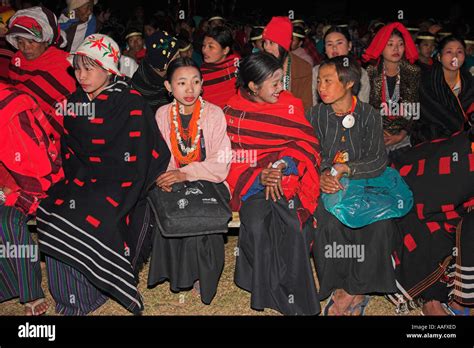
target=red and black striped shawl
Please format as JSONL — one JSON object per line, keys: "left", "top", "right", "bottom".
{"left": 224, "top": 90, "right": 321, "bottom": 223}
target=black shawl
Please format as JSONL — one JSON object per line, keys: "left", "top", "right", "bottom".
{"left": 411, "top": 63, "right": 474, "bottom": 145}
{"left": 131, "top": 59, "right": 171, "bottom": 113}
{"left": 37, "top": 77, "right": 171, "bottom": 314}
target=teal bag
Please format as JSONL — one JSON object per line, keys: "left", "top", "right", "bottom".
{"left": 321, "top": 167, "right": 413, "bottom": 228}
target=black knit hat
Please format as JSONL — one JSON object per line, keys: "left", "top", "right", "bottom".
{"left": 145, "top": 30, "right": 179, "bottom": 70}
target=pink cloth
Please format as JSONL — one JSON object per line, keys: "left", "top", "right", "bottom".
{"left": 155, "top": 101, "right": 232, "bottom": 184}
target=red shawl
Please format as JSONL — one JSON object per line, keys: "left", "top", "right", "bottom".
{"left": 362, "top": 22, "right": 419, "bottom": 64}
{"left": 0, "top": 83, "right": 64, "bottom": 215}
{"left": 201, "top": 53, "right": 239, "bottom": 109}
{"left": 224, "top": 90, "right": 321, "bottom": 223}
{"left": 9, "top": 46, "right": 76, "bottom": 151}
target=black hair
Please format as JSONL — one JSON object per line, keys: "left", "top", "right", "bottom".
{"left": 415, "top": 31, "right": 436, "bottom": 45}
{"left": 250, "top": 26, "right": 264, "bottom": 41}
{"left": 236, "top": 52, "right": 282, "bottom": 92}
{"left": 277, "top": 45, "right": 288, "bottom": 64}
{"left": 165, "top": 57, "right": 202, "bottom": 82}
{"left": 323, "top": 26, "right": 352, "bottom": 45}
{"left": 144, "top": 16, "right": 160, "bottom": 30}
{"left": 390, "top": 29, "right": 405, "bottom": 43}
{"left": 204, "top": 26, "right": 234, "bottom": 54}
{"left": 438, "top": 34, "right": 466, "bottom": 53}
{"left": 292, "top": 26, "right": 306, "bottom": 45}
{"left": 73, "top": 54, "right": 103, "bottom": 70}
{"left": 319, "top": 55, "right": 362, "bottom": 95}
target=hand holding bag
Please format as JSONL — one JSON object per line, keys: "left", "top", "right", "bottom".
{"left": 147, "top": 180, "right": 232, "bottom": 237}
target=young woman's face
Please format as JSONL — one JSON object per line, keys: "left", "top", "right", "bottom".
{"left": 325, "top": 32, "right": 352, "bottom": 58}
{"left": 418, "top": 40, "right": 436, "bottom": 59}
{"left": 202, "top": 36, "right": 229, "bottom": 63}
{"left": 251, "top": 69, "right": 283, "bottom": 104}
{"left": 74, "top": 58, "right": 111, "bottom": 99}
{"left": 317, "top": 64, "right": 352, "bottom": 104}
{"left": 16, "top": 37, "right": 48, "bottom": 60}
{"left": 263, "top": 39, "right": 280, "bottom": 59}
{"left": 382, "top": 34, "right": 405, "bottom": 63}
{"left": 165, "top": 66, "right": 203, "bottom": 109}
{"left": 439, "top": 41, "right": 465, "bottom": 71}
{"left": 127, "top": 35, "right": 144, "bottom": 52}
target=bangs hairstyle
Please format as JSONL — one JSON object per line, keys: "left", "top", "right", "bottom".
{"left": 389, "top": 29, "right": 405, "bottom": 43}
{"left": 165, "top": 57, "right": 202, "bottom": 82}
{"left": 72, "top": 54, "right": 104, "bottom": 70}
{"left": 438, "top": 34, "right": 466, "bottom": 53}
{"left": 323, "top": 26, "right": 352, "bottom": 45}
{"left": 320, "top": 55, "right": 362, "bottom": 95}
{"left": 204, "top": 26, "right": 234, "bottom": 53}
{"left": 236, "top": 52, "right": 282, "bottom": 92}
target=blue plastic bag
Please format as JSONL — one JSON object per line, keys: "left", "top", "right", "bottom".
{"left": 321, "top": 167, "right": 413, "bottom": 228}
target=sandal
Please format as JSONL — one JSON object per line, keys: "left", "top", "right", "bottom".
{"left": 344, "top": 295, "right": 371, "bottom": 316}
{"left": 322, "top": 292, "right": 337, "bottom": 316}
{"left": 25, "top": 298, "right": 49, "bottom": 316}
{"left": 442, "top": 303, "right": 471, "bottom": 316}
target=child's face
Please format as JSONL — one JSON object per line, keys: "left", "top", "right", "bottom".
{"left": 418, "top": 40, "right": 435, "bottom": 59}
{"left": 165, "top": 66, "right": 203, "bottom": 109}
{"left": 317, "top": 64, "right": 351, "bottom": 104}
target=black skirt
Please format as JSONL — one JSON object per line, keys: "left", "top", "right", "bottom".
{"left": 235, "top": 192, "right": 320, "bottom": 315}
{"left": 147, "top": 230, "right": 225, "bottom": 305}
{"left": 313, "top": 199, "right": 398, "bottom": 300}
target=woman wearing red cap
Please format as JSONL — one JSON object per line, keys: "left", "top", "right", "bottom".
{"left": 363, "top": 22, "right": 421, "bottom": 162}
{"left": 263, "top": 16, "right": 313, "bottom": 111}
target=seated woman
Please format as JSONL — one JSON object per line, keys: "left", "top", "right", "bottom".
{"left": 411, "top": 35, "right": 474, "bottom": 145}
{"left": 201, "top": 26, "right": 240, "bottom": 109}
{"left": 363, "top": 22, "right": 421, "bottom": 161}
{"left": 307, "top": 55, "right": 398, "bottom": 315}
{"left": 224, "top": 52, "right": 321, "bottom": 315}
{"left": 262, "top": 16, "right": 313, "bottom": 111}
{"left": 311, "top": 26, "right": 370, "bottom": 106}
{"left": 148, "top": 57, "right": 231, "bottom": 305}
{"left": 6, "top": 6, "right": 76, "bottom": 153}
{"left": 391, "top": 130, "right": 473, "bottom": 316}
{"left": 37, "top": 34, "right": 171, "bottom": 315}
{"left": 0, "top": 82, "right": 64, "bottom": 316}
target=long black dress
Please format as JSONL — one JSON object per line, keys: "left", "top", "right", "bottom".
{"left": 307, "top": 101, "right": 399, "bottom": 300}
{"left": 37, "top": 77, "right": 171, "bottom": 314}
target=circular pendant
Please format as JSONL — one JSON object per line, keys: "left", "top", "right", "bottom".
{"left": 342, "top": 114, "right": 355, "bottom": 129}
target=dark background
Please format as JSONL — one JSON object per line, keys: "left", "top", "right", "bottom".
{"left": 38, "top": 0, "right": 474, "bottom": 23}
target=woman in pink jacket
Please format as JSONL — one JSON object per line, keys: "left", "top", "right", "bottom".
{"left": 148, "top": 57, "right": 232, "bottom": 305}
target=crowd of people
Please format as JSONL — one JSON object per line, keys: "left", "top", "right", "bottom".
{"left": 0, "top": 0, "right": 473, "bottom": 317}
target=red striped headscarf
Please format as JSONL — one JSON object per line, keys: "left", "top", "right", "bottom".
{"left": 224, "top": 90, "right": 321, "bottom": 224}
{"left": 362, "top": 22, "right": 419, "bottom": 64}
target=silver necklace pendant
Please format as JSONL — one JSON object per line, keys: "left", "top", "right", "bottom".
{"left": 342, "top": 114, "right": 355, "bottom": 129}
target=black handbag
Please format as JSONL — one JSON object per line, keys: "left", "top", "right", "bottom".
{"left": 147, "top": 180, "right": 232, "bottom": 237}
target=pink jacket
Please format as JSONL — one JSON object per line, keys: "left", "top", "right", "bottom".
{"left": 155, "top": 101, "right": 231, "bottom": 184}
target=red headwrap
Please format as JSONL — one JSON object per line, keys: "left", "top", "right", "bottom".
{"left": 362, "top": 22, "right": 419, "bottom": 64}
{"left": 263, "top": 16, "right": 293, "bottom": 51}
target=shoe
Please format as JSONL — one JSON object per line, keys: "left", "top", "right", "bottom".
{"left": 344, "top": 295, "right": 371, "bottom": 316}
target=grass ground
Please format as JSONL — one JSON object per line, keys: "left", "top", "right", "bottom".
{"left": 0, "top": 234, "right": 422, "bottom": 316}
